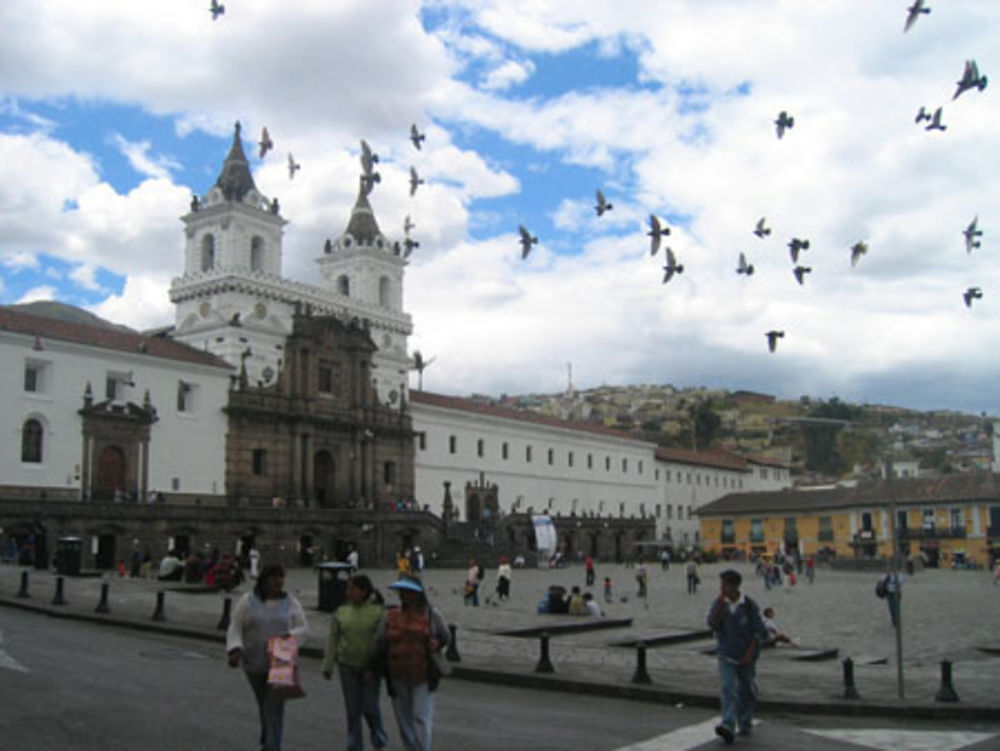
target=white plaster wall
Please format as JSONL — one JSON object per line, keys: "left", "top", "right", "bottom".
{"left": 1, "top": 331, "right": 231, "bottom": 498}
{"left": 411, "top": 403, "right": 659, "bottom": 521}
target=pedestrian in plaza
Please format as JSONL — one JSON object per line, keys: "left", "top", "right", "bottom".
{"left": 248, "top": 545, "right": 261, "bottom": 580}
{"left": 707, "top": 569, "right": 766, "bottom": 744}
{"left": 805, "top": 555, "right": 815, "bottom": 584}
{"left": 567, "top": 585, "right": 587, "bottom": 615}
{"left": 375, "top": 576, "right": 450, "bottom": 751}
{"left": 635, "top": 563, "right": 648, "bottom": 599}
{"left": 346, "top": 545, "right": 360, "bottom": 571}
{"left": 876, "top": 570, "right": 903, "bottom": 628}
{"left": 660, "top": 548, "right": 671, "bottom": 571}
{"left": 685, "top": 559, "right": 700, "bottom": 594}
{"left": 495, "top": 555, "right": 512, "bottom": 600}
{"left": 585, "top": 554, "right": 596, "bottom": 587}
{"left": 226, "top": 563, "right": 309, "bottom": 751}
{"left": 323, "top": 574, "right": 389, "bottom": 751}
{"left": 761, "top": 606, "right": 796, "bottom": 647}
{"left": 464, "top": 558, "right": 482, "bottom": 606}
{"left": 992, "top": 559, "right": 1000, "bottom": 585}
{"left": 603, "top": 576, "right": 613, "bottom": 604}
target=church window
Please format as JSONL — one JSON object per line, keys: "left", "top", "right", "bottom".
{"left": 448, "top": 435, "right": 457, "bottom": 454}
{"left": 587, "top": 453, "right": 593, "bottom": 469}
{"left": 547, "top": 448, "right": 554, "bottom": 465}
{"left": 318, "top": 363, "right": 333, "bottom": 393}
{"left": 177, "top": 380, "right": 195, "bottom": 412}
{"left": 477, "top": 439, "right": 484, "bottom": 457}
{"left": 24, "top": 363, "right": 45, "bottom": 393}
{"left": 568, "top": 451, "right": 574, "bottom": 467}
{"left": 250, "top": 236, "right": 265, "bottom": 272}
{"left": 419, "top": 433, "right": 427, "bottom": 450}
{"left": 200, "top": 234, "right": 215, "bottom": 272}
{"left": 252, "top": 449, "right": 267, "bottom": 475}
{"left": 526, "top": 445, "right": 533, "bottom": 463}
{"left": 21, "top": 419, "right": 43, "bottom": 463}
{"left": 605, "top": 456, "right": 611, "bottom": 471}
{"left": 638, "top": 460, "right": 643, "bottom": 474}
{"left": 338, "top": 275, "right": 350, "bottom": 296}
{"left": 502, "top": 442, "right": 508, "bottom": 460}
{"left": 378, "top": 276, "right": 391, "bottom": 307}
{"left": 622, "top": 458, "right": 628, "bottom": 473}
{"left": 384, "top": 461, "right": 396, "bottom": 486}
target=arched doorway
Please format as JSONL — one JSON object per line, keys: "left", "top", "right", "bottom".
{"left": 314, "top": 451, "right": 335, "bottom": 507}
{"left": 95, "top": 446, "right": 126, "bottom": 500}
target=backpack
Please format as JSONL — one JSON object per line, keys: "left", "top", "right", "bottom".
{"left": 875, "top": 575, "right": 889, "bottom": 599}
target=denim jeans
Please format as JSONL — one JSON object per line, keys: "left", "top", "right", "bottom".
{"left": 391, "top": 681, "right": 434, "bottom": 751}
{"left": 246, "top": 672, "right": 286, "bottom": 751}
{"left": 339, "top": 666, "right": 388, "bottom": 751}
{"left": 717, "top": 657, "right": 756, "bottom": 732}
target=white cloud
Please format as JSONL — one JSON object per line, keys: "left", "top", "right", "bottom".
{"left": 481, "top": 59, "right": 536, "bottom": 91}
{"left": 108, "top": 133, "right": 181, "bottom": 181}
{"left": 3, "top": 251, "right": 40, "bottom": 270}
{"left": 69, "top": 263, "right": 102, "bottom": 292}
{"left": 16, "top": 285, "right": 55, "bottom": 303}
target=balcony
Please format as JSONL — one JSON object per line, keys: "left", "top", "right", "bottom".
{"left": 749, "top": 533, "right": 765, "bottom": 543}
{"left": 989, "top": 525, "right": 1000, "bottom": 538}
{"left": 721, "top": 532, "right": 735, "bottom": 544}
{"left": 818, "top": 530, "right": 834, "bottom": 542}
{"left": 898, "top": 527, "right": 966, "bottom": 540}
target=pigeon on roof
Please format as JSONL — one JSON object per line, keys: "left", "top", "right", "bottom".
{"left": 904, "top": 0, "right": 930, "bottom": 32}
{"left": 775, "top": 111, "right": 794, "bottom": 139}
{"left": 647, "top": 214, "right": 670, "bottom": 256}
{"left": 736, "top": 252, "right": 755, "bottom": 276}
{"left": 287, "top": 153, "right": 300, "bottom": 180}
{"left": 404, "top": 215, "right": 415, "bottom": 235}
{"left": 954, "top": 60, "right": 988, "bottom": 100}
{"left": 519, "top": 225, "right": 538, "bottom": 260}
{"left": 360, "top": 140, "right": 379, "bottom": 176}
{"left": 964, "top": 216, "right": 983, "bottom": 253}
{"left": 661, "top": 248, "right": 684, "bottom": 284}
{"left": 850, "top": 241, "right": 868, "bottom": 267}
{"left": 595, "top": 190, "right": 613, "bottom": 217}
{"left": 766, "top": 330, "right": 785, "bottom": 353}
{"left": 403, "top": 237, "right": 420, "bottom": 259}
{"left": 410, "top": 123, "right": 425, "bottom": 150}
{"left": 259, "top": 127, "right": 273, "bottom": 159}
{"left": 754, "top": 217, "right": 771, "bottom": 238}
{"left": 409, "top": 166, "right": 424, "bottom": 197}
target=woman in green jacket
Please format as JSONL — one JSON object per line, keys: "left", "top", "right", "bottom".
{"left": 323, "top": 574, "right": 388, "bottom": 750}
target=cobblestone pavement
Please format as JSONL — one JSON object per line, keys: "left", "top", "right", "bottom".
{"left": 3, "top": 559, "right": 998, "bottom": 716}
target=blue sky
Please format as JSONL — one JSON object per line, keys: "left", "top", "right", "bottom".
{"left": 2, "top": 0, "right": 1000, "bottom": 414}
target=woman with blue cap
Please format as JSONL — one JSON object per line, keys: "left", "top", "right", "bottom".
{"left": 374, "top": 576, "right": 450, "bottom": 751}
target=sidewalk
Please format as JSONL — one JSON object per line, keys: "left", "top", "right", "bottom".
{"left": 2, "top": 562, "right": 997, "bottom": 721}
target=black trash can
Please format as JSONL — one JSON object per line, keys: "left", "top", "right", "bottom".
{"left": 56, "top": 537, "right": 83, "bottom": 576}
{"left": 316, "top": 562, "right": 354, "bottom": 612}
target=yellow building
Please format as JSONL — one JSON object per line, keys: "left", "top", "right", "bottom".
{"left": 697, "top": 473, "right": 1000, "bottom": 568}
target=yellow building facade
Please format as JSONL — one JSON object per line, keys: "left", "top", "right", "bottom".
{"left": 698, "top": 474, "right": 1000, "bottom": 568}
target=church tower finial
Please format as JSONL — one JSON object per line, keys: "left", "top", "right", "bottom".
{"left": 214, "top": 121, "right": 258, "bottom": 202}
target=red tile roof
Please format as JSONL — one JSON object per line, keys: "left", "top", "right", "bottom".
{"left": 655, "top": 446, "right": 751, "bottom": 471}
{"left": 0, "top": 306, "right": 232, "bottom": 370}
{"left": 409, "top": 390, "right": 644, "bottom": 443}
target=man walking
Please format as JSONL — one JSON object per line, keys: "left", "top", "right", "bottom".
{"left": 707, "top": 569, "right": 766, "bottom": 744}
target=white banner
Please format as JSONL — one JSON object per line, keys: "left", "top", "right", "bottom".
{"left": 532, "top": 515, "right": 557, "bottom": 553}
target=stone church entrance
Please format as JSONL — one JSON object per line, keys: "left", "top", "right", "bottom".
{"left": 95, "top": 446, "right": 126, "bottom": 501}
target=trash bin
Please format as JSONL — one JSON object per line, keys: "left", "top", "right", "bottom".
{"left": 56, "top": 536, "right": 82, "bottom": 576}
{"left": 316, "top": 562, "right": 354, "bottom": 612}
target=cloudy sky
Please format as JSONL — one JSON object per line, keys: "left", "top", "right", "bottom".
{"left": 1, "top": 1, "right": 998, "bottom": 414}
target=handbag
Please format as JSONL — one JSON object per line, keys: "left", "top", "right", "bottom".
{"left": 267, "top": 635, "right": 306, "bottom": 700}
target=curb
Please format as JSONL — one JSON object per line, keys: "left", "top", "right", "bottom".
{"left": 2, "top": 596, "right": 996, "bottom": 722}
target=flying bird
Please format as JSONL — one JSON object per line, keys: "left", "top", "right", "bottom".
{"left": 410, "top": 123, "right": 425, "bottom": 150}
{"left": 915, "top": 106, "right": 932, "bottom": 124}
{"left": 924, "top": 106, "right": 946, "bottom": 131}
{"left": 209, "top": 0, "right": 225, "bottom": 20}
{"left": 964, "top": 216, "right": 983, "bottom": 252}
{"left": 519, "top": 225, "right": 538, "bottom": 259}
{"left": 793, "top": 265, "right": 812, "bottom": 285}
{"left": 661, "top": 248, "right": 684, "bottom": 284}
{"left": 647, "top": 214, "right": 671, "bottom": 256}
{"left": 788, "top": 237, "right": 810, "bottom": 263}
{"left": 850, "top": 241, "right": 868, "bottom": 267}
{"left": 360, "top": 139, "right": 379, "bottom": 176}
{"left": 765, "top": 330, "right": 785, "bottom": 353}
{"left": 963, "top": 287, "right": 983, "bottom": 308}
{"left": 736, "top": 252, "right": 755, "bottom": 276}
{"left": 775, "top": 111, "right": 794, "bottom": 139}
{"left": 594, "top": 190, "right": 613, "bottom": 217}
{"left": 287, "top": 153, "right": 300, "bottom": 179}
{"left": 360, "top": 172, "right": 380, "bottom": 196}
{"left": 753, "top": 217, "right": 771, "bottom": 238}
{"left": 403, "top": 215, "right": 415, "bottom": 235}
{"left": 403, "top": 237, "right": 420, "bottom": 259}
{"left": 409, "top": 166, "right": 424, "bottom": 196}
{"left": 904, "top": 0, "right": 930, "bottom": 32}
{"left": 258, "top": 127, "right": 273, "bottom": 159}
{"left": 954, "top": 60, "right": 988, "bottom": 100}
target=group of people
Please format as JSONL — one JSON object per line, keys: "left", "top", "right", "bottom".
{"left": 226, "top": 565, "right": 450, "bottom": 751}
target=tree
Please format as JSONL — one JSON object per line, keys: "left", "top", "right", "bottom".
{"left": 687, "top": 399, "right": 722, "bottom": 450}
{"left": 802, "top": 398, "right": 855, "bottom": 474}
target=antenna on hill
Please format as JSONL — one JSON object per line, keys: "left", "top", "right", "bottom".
{"left": 567, "top": 362, "right": 573, "bottom": 395}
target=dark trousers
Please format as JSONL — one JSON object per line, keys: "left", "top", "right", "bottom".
{"left": 246, "top": 672, "right": 286, "bottom": 751}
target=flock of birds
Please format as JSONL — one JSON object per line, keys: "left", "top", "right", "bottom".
{"left": 211, "top": 1, "right": 990, "bottom": 358}
{"left": 513, "top": 1, "right": 990, "bottom": 354}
